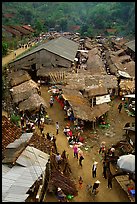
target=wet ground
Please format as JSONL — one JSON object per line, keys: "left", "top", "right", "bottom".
{"left": 40, "top": 86, "right": 134, "bottom": 202}
{"left": 2, "top": 48, "right": 135, "bottom": 202}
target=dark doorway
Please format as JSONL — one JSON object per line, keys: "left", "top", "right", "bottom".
{"left": 28, "top": 64, "right": 38, "bottom": 82}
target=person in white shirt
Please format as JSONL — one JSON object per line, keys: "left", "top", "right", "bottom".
{"left": 92, "top": 161, "right": 98, "bottom": 178}
{"left": 56, "top": 122, "right": 59, "bottom": 135}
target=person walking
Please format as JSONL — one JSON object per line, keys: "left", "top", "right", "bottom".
{"left": 92, "top": 180, "right": 100, "bottom": 194}
{"left": 92, "top": 161, "right": 98, "bottom": 178}
{"left": 118, "top": 102, "right": 123, "bottom": 113}
{"left": 73, "top": 143, "right": 79, "bottom": 159}
{"left": 78, "top": 176, "right": 83, "bottom": 188}
{"left": 49, "top": 96, "right": 54, "bottom": 107}
{"left": 99, "top": 141, "right": 106, "bottom": 154}
{"left": 56, "top": 122, "right": 59, "bottom": 135}
{"left": 20, "top": 116, "right": 25, "bottom": 128}
{"left": 107, "top": 172, "right": 113, "bottom": 189}
{"left": 55, "top": 152, "right": 62, "bottom": 167}
{"left": 78, "top": 149, "right": 84, "bottom": 167}
{"left": 52, "top": 135, "right": 57, "bottom": 153}
{"left": 39, "top": 122, "right": 44, "bottom": 134}
{"left": 102, "top": 161, "right": 107, "bottom": 179}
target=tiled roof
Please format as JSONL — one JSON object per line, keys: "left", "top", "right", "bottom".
{"left": 22, "top": 25, "right": 35, "bottom": 32}
{"left": 10, "top": 25, "right": 31, "bottom": 35}
{"left": 3, "top": 13, "right": 14, "bottom": 18}
{"left": 2, "top": 116, "right": 22, "bottom": 153}
{"left": 2, "top": 25, "right": 21, "bottom": 37}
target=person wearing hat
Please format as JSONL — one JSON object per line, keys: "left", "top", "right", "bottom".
{"left": 92, "top": 161, "right": 98, "bottom": 178}
{"left": 57, "top": 187, "right": 67, "bottom": 202}
{"left": 92, "top": 180, "right": 100, "bottom": 194}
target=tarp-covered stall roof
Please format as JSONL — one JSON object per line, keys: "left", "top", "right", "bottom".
{"left": 2, "top": 146, "right": 49, "bottom": 202}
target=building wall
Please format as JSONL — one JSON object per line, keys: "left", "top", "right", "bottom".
{"left": 10, "top": 49, "right": 72, "bottom": 71}
{"left": 39, "top": 49, "right": 72, "bottom": 68}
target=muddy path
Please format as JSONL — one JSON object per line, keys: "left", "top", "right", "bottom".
{"left": 2, "top": 48, "right": 134, "bottom": 202}
{"left": 40, "top": 86, "right": 134, "bottom": 202}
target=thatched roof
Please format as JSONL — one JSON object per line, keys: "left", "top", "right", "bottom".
{"left": 118, "top": 55, "right": 131, "bottom": 63}
{"left": 65, "top": 73, "right": 118, "bottom": 92}
{"left": 85, "top": 74, "right": 118, "bottom": 89}
{"left": 9, "top": 70, "right": 31, "bottom": 87}
{"left": 19, "top": 93, "right": 47, "bottom": 112}
{"left": 11, "top": 79, "right": 39, "bottom": 104}
{"left": 62, "top": 88, "right": 110, "bottom": 121}
{"left": 65, "top": 73, "right": 85, "bottom": 90}
{"left": 87, "top": 49, "right": 106, "bottom": 75}
{"left": 123, "top": 61, "right": 135, "bottom": 77}
{"left": 109, "top": 64, "right": 117, "bottom": 75}
{"left": 90, "top": 103, "right": 110, "bottom": 119}
{"left": 84, "top": 85, "right": 108, "bottom": 97}
{"left": 62, "top": 88, "right": 93, "bottom": 121}
{"left": 37, "top": 68, "right": 50, "bottom": 77}
{"left": 111, "top": 49, "right": 126, "bottom": 56}
{"left": 119, "top": 79, "right": 135, "bottom": 93}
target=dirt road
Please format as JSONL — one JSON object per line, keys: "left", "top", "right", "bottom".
{"left": 40, "top": 86, "right": 134, "bottom": 202}
{"left": 2, "top": 44, "right": 34, "bottom": 67}
{"left": 2, "top": 48, "right": 134, "bottom": 202}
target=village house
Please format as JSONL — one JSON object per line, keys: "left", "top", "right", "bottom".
{"left": 9, "top": 37, "right": 79, "bottom": 83}
{"left": 124, "top": 40, "right": 135, "bottom": 61}
{"left": 2, "top": 115, "right": 78, "bottom": 202}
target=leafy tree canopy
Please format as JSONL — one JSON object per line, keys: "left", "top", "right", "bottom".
{"left": 2, "top": 2, "right": 135, "bottom": 38}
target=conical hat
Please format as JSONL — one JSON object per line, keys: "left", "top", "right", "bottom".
{"left": 58, "top": 187, "right": 62, "bottom": 191}
{"left": 95, "top": 180, "right": 100, "bottom": 184}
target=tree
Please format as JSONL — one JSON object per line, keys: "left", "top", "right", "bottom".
{"left": 34, "top": 20, "right": 44, "bottom": 35}
{"left": 2, "top": 41, "right": 8, "bottom": 56}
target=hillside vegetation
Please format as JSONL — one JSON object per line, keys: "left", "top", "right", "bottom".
{"left": 2, "top": 2, "right": 135, "bottom": 38}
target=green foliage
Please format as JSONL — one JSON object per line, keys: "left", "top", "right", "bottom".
{"left": 10, "top": 114, "right": 20, "bottom": 126}
{"left": 2, "top": 41, "right": 8, "bottom": 56}
{"left": 2, "top": 2, "right": 135, "bottom": 38}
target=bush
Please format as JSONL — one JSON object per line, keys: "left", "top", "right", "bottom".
{"left": 2, "top": 41, "right": 8, "bottom": 56}
{"left": 10, "top": 114, "right": 20, "bottom": 126}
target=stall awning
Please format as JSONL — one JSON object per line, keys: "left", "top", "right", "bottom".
{"left": 62, "top": 89, "right": 110, "bottom": 122}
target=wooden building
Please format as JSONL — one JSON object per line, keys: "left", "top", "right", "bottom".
{"left": 9, "top": 37, "right": 79, "bottom": 82}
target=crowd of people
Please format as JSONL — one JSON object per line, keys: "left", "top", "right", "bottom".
{"left": 13, "top": 90, "right": 118, "bottom": 201}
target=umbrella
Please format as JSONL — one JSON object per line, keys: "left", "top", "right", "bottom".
{"left": 117, "top": 154, "right": 135, "bottom": 173}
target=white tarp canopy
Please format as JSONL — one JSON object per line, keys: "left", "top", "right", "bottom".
{"left": 118, "top": 70, "right": 131, "bottom": 78}
{"left": 124, "top": 94, "right": 135, "bottom": 98}
{"left": 117, "top": 154, "right": 135, "bottom": 173}
{"left": 96, "top": 94, "right": 111, "bottom": 105}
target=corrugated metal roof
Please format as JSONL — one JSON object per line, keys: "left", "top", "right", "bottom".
{"left": 2, "top": 165, "right": 10, "bottom": 175}
{"left": 3, "top": 193, "right": 29, "bottom": 202}
{"left": 2, "top": 146, "right": 49, "bottom": 202}
{"left": 125, "top": 40, "right": 135, "bottom": 52}
{"left": 12, "top": 36, "right": 79, "bottom": 63}
{"left": 6, "top": 133, "right": 33, "bottom": 149}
